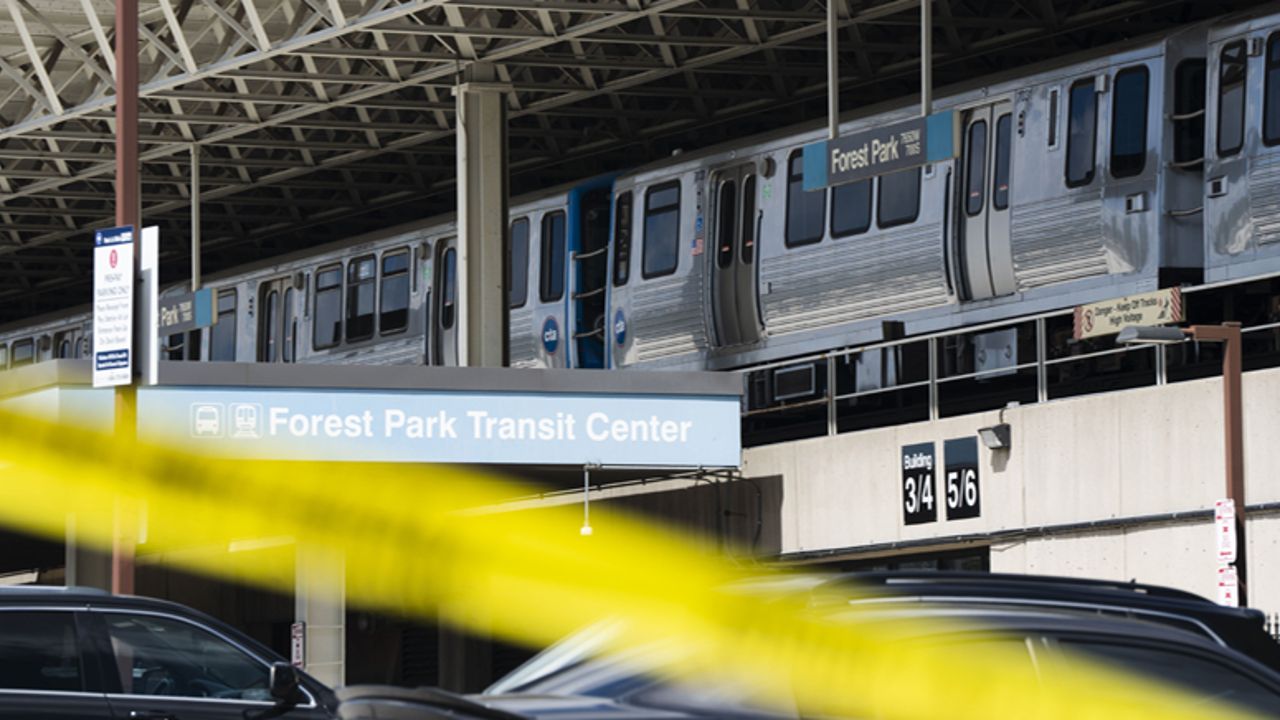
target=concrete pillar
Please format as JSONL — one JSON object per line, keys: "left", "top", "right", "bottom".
{"left": 455, "top": 63, "right": 511, "bottom": 369}
{"left": 65, "top": 516, "right": 112, "bottom": 591}
{"left": 295, "top": 544, "right": 345, "bottom": 687}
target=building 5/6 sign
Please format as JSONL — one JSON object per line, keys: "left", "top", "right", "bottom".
{"left": 944, "top": 437, "right": 981, "bottom": 520}
{"left": 901, "top": 442, "right": 937, "bottom": 525}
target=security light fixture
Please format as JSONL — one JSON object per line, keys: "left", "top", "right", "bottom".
{"left": 1115, "top": 325, "right": 1187, "bottom": 345}
{"left": 977, "top": 423, "right": 1011, "bottom": 450}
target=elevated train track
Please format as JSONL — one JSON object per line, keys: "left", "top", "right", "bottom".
{"left": 0, "top": 0, "right": 1264, "bottom": 322}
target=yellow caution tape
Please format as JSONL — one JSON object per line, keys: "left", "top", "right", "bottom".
{"left": 0, "top": 409, "right": 1261, "bottom": 720}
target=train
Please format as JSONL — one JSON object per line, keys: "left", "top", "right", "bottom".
{"left": 5, "top": 7, "right": 1280, "bottom": 397}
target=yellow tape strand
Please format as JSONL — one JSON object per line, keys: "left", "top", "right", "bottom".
{"left": 0, "top": 409, "right": 1261, "bottom": 720}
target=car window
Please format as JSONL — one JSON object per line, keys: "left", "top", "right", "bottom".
{"left": 1059, "top": 639, "right": 1280, "bottom": 716}
{"left": 104, "top": 613, "right": 271, "bottom": 701}
{"left": 0, "top": 611, "right": 83, "bottom": 692}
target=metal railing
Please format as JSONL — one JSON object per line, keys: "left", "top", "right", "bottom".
{"left": 742, "top": 278, "right": 1280, "bottom": 447}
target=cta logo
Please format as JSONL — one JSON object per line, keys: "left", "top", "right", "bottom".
{"left": 613, "top": 309, "right": 627, "bottom": 346}
{"left": 542, "top": 317, "right": 560, "bottom": 354}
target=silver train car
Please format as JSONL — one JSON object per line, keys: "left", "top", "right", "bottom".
{"left": 2, "top": 10, "right": 1278, "bottom": 381}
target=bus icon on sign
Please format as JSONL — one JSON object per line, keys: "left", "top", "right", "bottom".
{"left": 190, "top": 404, "right": 223, "bottom": 437}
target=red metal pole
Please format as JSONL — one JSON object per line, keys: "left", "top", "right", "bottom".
{"left": 112, "top": 0, "right": 138, "bottom": 596}
{"left": 1192, "top": 322, "right": 1246, "bottom": 606}
{"left": 1221, "top": 322, "right": 1246, "bottom": 607}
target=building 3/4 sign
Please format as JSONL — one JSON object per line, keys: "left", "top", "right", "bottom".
{"left": 901, "top": 442, "right": 937, "bottom": 525}
{"left": 138, "top": 386, "right": 741, "bottom": 468}
{"left": 92, "top": 226, "right": 134, "bottom": 388}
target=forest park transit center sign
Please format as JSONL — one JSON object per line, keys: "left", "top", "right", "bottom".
{"left": 137, "top": 384, "right": 740, "bottom": 468}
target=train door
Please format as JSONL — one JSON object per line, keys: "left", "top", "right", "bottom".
{"left": 709, "top": 163, "right": 762, "bottom": 347}
{"left": 531, "top": 209, "right": 569, "bottom": 368}
{"left": 255, "top": 277, "right": 297, "bottom": 362}
{"left": 568, "top": 186, "right": 613, "bottom": 368}
{"left": 957, "top": 101, "right": 1016, "bottom": 300}
{"left": 431, "top": 237, "right": 459, "bottom": 366}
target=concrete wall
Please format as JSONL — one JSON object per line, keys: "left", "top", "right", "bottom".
{"left": 744, "top": 367, "right": 1280, "bottom": 612}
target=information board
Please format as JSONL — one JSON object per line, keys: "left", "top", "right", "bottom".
{"left": 803, "top": 111, "right": 958, "bottom": 191}
{"left": 92, "top": 226, "right": 134, "bottom": 388}
{"left": 901, "top": 442, "right": 937, "bottom": 525}
{"left": 1073, "top": 288, "right": 1183, "bottom": 340}
{"left": 137, "top": 386, "right": 741, "bottom": 468}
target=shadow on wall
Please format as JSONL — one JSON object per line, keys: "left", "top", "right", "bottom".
{"left": 991, "top": 448, "right": 1010, "bottom": 474}
{"left": 593, "top": 475, "right": 785, "bottom": 559}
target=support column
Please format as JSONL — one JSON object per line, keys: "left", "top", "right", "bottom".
{"left": 455, "top": 63, "right": 511, "bottom": 369}
{"left": 295, "top": 544, "right": 345, "bottom": 687}
{"left": 112, "top": 0, "right": 140, "bottom": 596}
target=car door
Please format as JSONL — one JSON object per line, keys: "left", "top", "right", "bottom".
{"left": 0, "top": 609, "right": 113, "bottom": 720}
{"left": 1047, "top": 633, "right": 1280, "bottom": 718}
{"left": 92, "top": 610, "right": 325, "bottom": 720}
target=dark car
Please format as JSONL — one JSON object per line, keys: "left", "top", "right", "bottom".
{"left": 0, "top": 586, "right": 336, "bottom": 720}
{"left": 810, "top": 571, "right": 1280, "bottom": 671}
{"left": 336, "top": 572, "right": 1280, "bottom": 719}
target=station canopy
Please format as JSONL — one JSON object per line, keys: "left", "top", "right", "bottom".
{"left": 0, "top": 0, "right": 1266, "bottom": 322}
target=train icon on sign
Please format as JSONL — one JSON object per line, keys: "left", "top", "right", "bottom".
{"left": 190, "top": 403, "right": 224, "bottom": 437}
{"left": 229, "top": 403, "right": 263, "bottom": 438}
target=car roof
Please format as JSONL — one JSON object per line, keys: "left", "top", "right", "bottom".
{"left": 811, "top": 571, "right": 1280, "bottom": 668}
{"left": 0, "top": 586, "right": 289, "bottom": 663}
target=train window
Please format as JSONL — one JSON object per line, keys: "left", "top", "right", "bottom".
{"left": 441, "top": 247, "right": 457, "bottom": 330}
{"left": 1111, "top": 66, "right": 1150, "bottom": 178}
{"left": 993, "top": 113, "right": 1012, "bottom": 210}
{"left": 613, "top": 192, "right": 633, "bottom": 286}
{"left": 540, "top": 211, "right": 567, "bottom": 301}
{"left": 830, "top": 179, "right": 871, "bottom": 238}
{"left": 380, "top": 249, "right": 410, "bottom": 335}
{"left": 642, "top": 181, "right": 681, "bottom": 278}
{"left": 54, "top": 331, "right": 73, "bottom": 359}
{"left": 509, "top": 219, "right": 530, "bottom": 308}
{"left": 346, "top": 255, "right": 376, "bottom": 342}
{"left": 716, "top": 180, "right": 737, "bottom": 269}
{"left": 313, "top": 265, "right": 342, "bottom": 350}
{"left": 965, "top": 119, "right": 988, "bottom": 216}
{"left": 785, "top": 149, "right": 825, "bottom": 247}
{"left": 11, "top": 339, "right": 32, "bottom": 367}
{"left": 0, "top": 343, "right": 6, "bottom": 369}
{"left": 741, "top": 175, "right": 757, "bottom": 262}
{"left": 260, "top": 289, "right": 279, "bottom": 362}
{"left": 877, "top": 167, "right": 921, "bottom": 229}
{"left": 1266, "top": 34, "right": 1280, "bottom": 146}
{"left": 1066, "top": 77, "right": 1097, "bottom": 187}
{"left": 1048, "top": 87, "right": 1060, "bottom": 149}
{"left": 1218, "top": 40, "right": 1246, "bottom": 157}
{"left": 1174, "top": 59, "right": 1207, "bottom": 165}
{"left": 283, "top": 288, "right": 296, "bottom": 363}
{"left": 210, "top": 289, "right": 237, "bottom": 361}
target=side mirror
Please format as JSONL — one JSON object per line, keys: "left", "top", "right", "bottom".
{"left": 269, "top": 662, "right": 306, "bottom": 706}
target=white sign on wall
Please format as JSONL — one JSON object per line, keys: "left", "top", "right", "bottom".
{"left": 1217, "top": 565, "right": 1240, "bottom": 608}
{"left": 1215, "top": 498, "right": 1237, "bottom": 565}
{"left": 92, "top": 226, "right": 134, "bottom": 388}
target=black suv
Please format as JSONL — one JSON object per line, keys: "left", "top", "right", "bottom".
{"left": 0, "top": 586, "right": 336, "bottom": 720}
{"left": 810, "top": 571, "right": 1280, "bottom": 671}
{"left": 336, "top": 572, "right": 1280, "bottom": 719}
